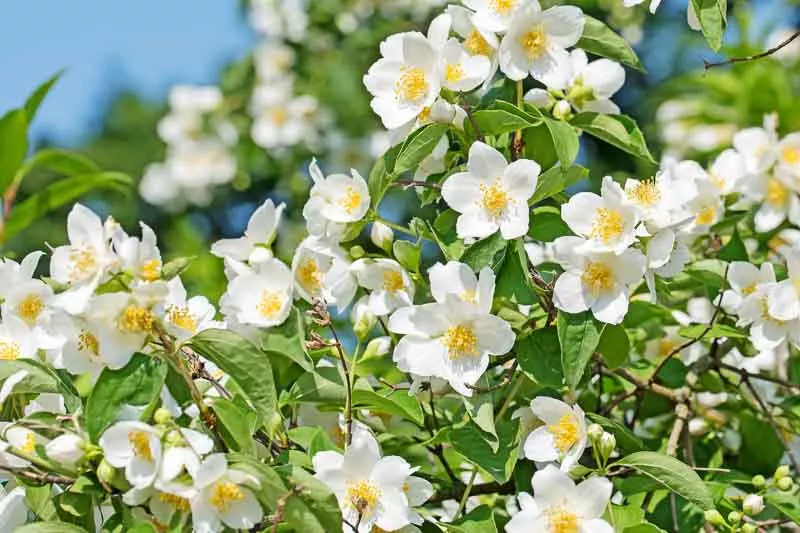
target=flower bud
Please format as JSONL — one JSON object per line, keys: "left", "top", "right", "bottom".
{"left": 350, "top": 296, "right": 376, "bottom": 340}
{"left": 751, "top": 474, "right": 766, "bottom": 488}
{"left": 775, "top": 464, "right": 791, "bottom": 480}
{"left": 727, "top": 511, "right": 741, "bottom": 524}
{"left": 553, "top": 100, "right": 573, "bottom": 121}
{"left": 153, "top": 407, "right": 173, "bottom": 425}
{"left": 599, "top": 432, "right": 616, "bottom": 461}
{"left": 742, "top": 494, "right": 764, "bottom": 516}
{"left": 703, "top": 509, "right": 725, "bottom": 526}
{"left": 45, "top": 433, "right": 84, "bottom": 466}
{"left": 364, "top": 336, "right": 391, "bottom": 358}
{"left": 776, "top": 477, "right": 793, "bottom": 491}
{"left": 370, "top": 222, "right": 394, "bottom": 251}
{"left": 165, "top": 430, "right": 186, "bottom": 447}
{"left": 349, "top": 245, "right": 366, "bottom": 260}
{"left": 741, "top": 524, "right": 757, "bottom": 533}
{"left": 587, "top": 423, "right": 603, "bottom": 442}
{"left": 97, "top": 459, "right": 116, "bottom": 484}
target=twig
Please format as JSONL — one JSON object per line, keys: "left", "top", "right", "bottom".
{"left": 666, "top": 403, "right": 690, "bottom": 457}
{"left": 704, "top": 31, "right": 800, "bottom": 70}
{"left": 741, "top": 374, "right": 800, "bottom": 472}
{"left": 329, "top": 323, "right": 354, "bottom": 448}
{"left": 0, "top": 465, "right": 74, "bottom": 485}
{"left": 466, "top": 361, "right": 517, "bottom": 393}
{"left": 390, "top": 180, "right": 441, "bottom": 190}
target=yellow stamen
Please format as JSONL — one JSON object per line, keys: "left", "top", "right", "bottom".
{"left": 463, "top": 29, "right": 492, "bottom": 57}
{"left": 339, "top": 186, "right": 363, "bottom": 214}
{"left": 581, "top": 261, "right": 613, "bottom": 295}
{"left": 21, "top": 432, "right": 36, "bottom": 454}
{"left": 167, "top": 306, "right": 198, "bottom": 333}
{"left": 0, "top": 340, "right": 20, "bottom": 361}
{"left": 548, "top": 414, "right": 580, "bottom": 453}
{"left": 257, "top": 290, "right": 284, "bottom": 319}
{"left": 782, "top": 146, "right": 800, "bottom": 165}
{"left": 128, "top": 431, "right": 153, "bottom": 461}
{"left": 491, "top": 0, "right": 516, "bottom": 14}
{"left": 346, "top": 480, "right": 381, "bottom": 517}
{"left": 445, "top": 63, "right": 464, "bottom": 83}
{"left": 444, "top": 324, "right": 478, "bottom": 359}
{"left": 17, "top": 293, "right": 44, "bottom": 324}
{"left": 695, "top": 206, "right": 716, "bottom": 226}
{"left": 209, "top": 481, "right": 245, "bottom": 513}
{"left": 480, "top": 181, "right": 509, "bottom": 217}
{"left": 396, "top": 67, "right": 428, "bottom": 102}
{"left": 158, "top": 492, "right": 191, "bottom": 512}
{"left": 78, "top": 331, "right": 100, "bottom": 357}
{"left": 519, "top": 26, "right": 548, "bottom": 59}
{"left": 118, "top": 305, "right": 154, "bottom": 334}
{"left": 590, "top": 208, "right": 624, "bottom": 243}
{"left": 139, "top": 259, "right": 161, "bottom": 281}
{"left": 628, "top": 178, "right": 660, "bottom": 207}
{"left": 546, "top": 507, "right": 580, "bottom": 533}
{"left": 271, "top": 108, "right": 288, "bottom": 126}
{"left": 418, "top": 106, "right": 432, "bottom": 122}
{"left": 741, "top": 283, "right": 757, "bottom": 296}
{"left": 461, "top": 289, "right": 478, "bottom": 303}
{"left": 297, "top": 259, "right": 323, "bottom": 293}
{"left": 68, "top": 246, "right": 97, "bottom": 281}
{"left": 766, "top": 178, "right": 789, "bottom": 207}
{"left": 658, "top": 339, "right": 676, "bottom": 357}
{"left": 382, "top": 270, "right": 405, "bottom": 293}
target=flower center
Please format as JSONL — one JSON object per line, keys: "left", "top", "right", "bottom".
{"left": 167, "top": 306, "right": 198, "bottom": 333}
{"left": 339, "top": 185, "right": 363, "bottom": 214}
{"left": 741, "top": 283, "right": 757, "bottom": 296}
{"left": 445, "top": 63, "right": 464, "bottom": 83}
{"left": 69, "top": 246, "right": 98, "bottom": 281}
{"left": 396, "top": 67, "right": 428, "bottom": 102}
{"left": 257, "top": 290, "right": 284, "bottom": 318}
{"left": 519, "top": 26, "right": 548, "bottom": 59}
{"left": 382, "top": 270, "right": 405, "bottom": 292}
{"left": 461, "top": 289, "right": 478, "bottom": 303}
{"left": 418, "top": 106, "right": 432, "bottom": 122}
{"left": 547, "top": 507, "right": 580, "bottom": 533}
{"left": 444, "top": 324, "right": 478, "bottom": 359}
{"left": 17, "top": 293, "right": 44, "bottom": 325}
{"left": 346, "top": 480, "right": 382, "bottom": 517}
{"left": 695, "top": 205, "right": 716, "bottom": 225}
{"left": 118, "top": 305, "right": 154, "bottom": 334}
{"left": 158, "top": 492, "right": 191, "bottom": 512}
{"left": 128, "top": 431, "right": 153, "bottom": 461}
{"left": 271, "top": 108, "right": 288, "bottom": 126}
{"left": 782, "top": 146, "right": 800, "bottom": 165}
{"left": 210, "top": 481, "right": 245, "bottom": 513}
{"left": 21, "top": 432, "right": 36, "bottom": 454}
{"left": 491, "top": 0, "right": 516, "bottom": 14}
{"left": 548, "top": 414, "right": 580, "bottom": 453}
{"left": 589, "top": 208, "right": 624, "bottom": 243}
{"left": 139, "top": 259, "right": 161, "bottom": 281}
{"left": 628, "top": 178, "right": 660, "bottom": 207}
{"left": 581, "top": 261, "right": 613, "bottom": 294}
{"left": 766, "top": 178, "right": 789, "bottom": 207}
{"left": 658, "top": 339, "right": 676, "bottom": 357}
{"left": 297, "top": 259, "right": 323, "bottom": 293}
{"left": 464, "top": 29, "right": 492, "bottom": 56}
{"left": 0, "top": 340, "right": 20, "bottom": 361}
{"left": 480, "top": 181, "right": 509, "bottom": 217}
{"left": 78, "top": 330, "right": 100, "bottom": 357}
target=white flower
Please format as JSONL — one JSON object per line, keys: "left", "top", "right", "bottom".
{"left": 0, "top": 425, "right": 38, "bottom": 469}
{"left": 100, "top": 421, "right": 162, "bottom": 489}
{"left": 0, "top": 371, "right": 28, "bottom": 407}
{"left": 440, "top": 38, "right": 491, "bottom": 92}
{"left": 750, "top": 173, "right": 800, "bottom": 233}
{"left": 211, "top": 199, "right": 284, "bottom": 262}
{"left": 190, "top": 454, "right": 263, "bottom": 533}
{"left": 156, "top": 277, "right": 221, "bottom": 340}
{"left": 0, "top": 314, "right": 37, "bottom": 362}
{"left": 464, "top": 0, "right": 526, "bottom": 33}
{"left": 291, "top": 237, "right": 357, "bottom": 311}
{"left": 0, "top": 487, "right": 27, "bottom": 531}
{"left": 160, "top": 428, "right": 214, "bottom": 488}
{"left": 389, "top": 297, "right": 515, "bottom": 396}
{"left": 363, "top": 31, "right": 442, "bottom": 129}
{"left": 733, "top": 114, "right": 778, "bottom": 176}
{"left": 768, "top": 248, "right": 800, "bottom": 320}
{"left": 624, "top": 0, "right": 663, "bottom": 14}
{"left": 552, "top": 236, "right": 646, "bottom": 324}
{"left": 429, "top": 261, "right": 495, "bottom": 312}
{"left": 112, "top": 222, "right": 163, "bottom": 283}
{"left": 687, "top": 179, "right": 725, "bottom": 232}
{"left": 722, "top": 261, "right": 774, "bottom": 315}
{"left": 622, "top": 172, "right": 697, "bottom": 231}
{"left": 251, "top": 85, "right": 320, "bottom": 150}
{"left": 526, "top": 49, "right": 625, "bottom": 114}
{"left": 254, "top": 41, "right": 295, "bottom": 81}
{"left": 498, "top": 2, "right": 584, "bottom": 82}
{"left": 352, "top": 259, "right": 414, "bottom": 316}
{"left": 706, "top": 149, "right": 746, "bottom": 195}
{"left": 561, "top": 176, "right": 640, "bottom": 254}
{"left": 446, "top": 4, "right": 500, "bottom": 85}
{"left": 442, "top": 141, "right": 540, "bottom": 240}
{"left": 220, "top": 258, "right": 293, "bottom": 328}
{"left": 303, "top": 159, "right": 370, "bottom": 240}
{"left": 523, "top": 397, "right": 587, "bottom": 472}
{"left": 505, "top": 465, "right": 613, "bottom": 533}
{"left": 737, "top": 276, "right": 799, "bottom": 351}
{"left": 45, "top": 432, "right": 84, "bottom": 466}
{"left": 370, "top": 221, "right": 394, "bottom": 250}
{"left": 743, "top": 493, "right": 765, "bottom": 516}
{"left": 313, "top": 430, "right": 432, "bottom": 532}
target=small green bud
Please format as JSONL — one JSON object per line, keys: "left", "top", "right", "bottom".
{"left": 350, "top": 245, "right": 366, "bottom": 260}
{"left": 587, "top": 423, "right": 603, "bottom": 442}
{"left": 742, "top": 494, "right": 764, "bottom": 516}
{"left": 776, "top": 477, "right": 793, "bottom": 491}
{"left": 97, "top": 459, "right": 116, "bottom": 484}
{"left": 741, "top": 524, "right": 757, "bottom": 533}
{"left": 165, "top": 430, "right": 186, "bottom": 447}
{"left": 599, "top": 432, "right": 616, "bottom": 462}
{"left": 775, "top": 465, "right": 791, "bottom": 480}
{"left": 370, "top": 222, "right": 394, "bottom": 251}
{"left": 751, "top": 474, "right": 766, "bottom": 488}
{"left": 154, "top": 407, "right": 173, "bottom": 425}
{"left": 552, "top": 99, "right": 573, "bottom": 121}
{"left": 727, "top": 511, "right": 741, "bottom": 524}
{"left": 703, "top": 509, "right": 725, "bottom": 526}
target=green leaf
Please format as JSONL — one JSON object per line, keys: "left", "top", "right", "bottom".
{"left": 765, "top": 492, "right": 800, "bottom": 523}
{"left": 274, "top": 465, "right": 343, "bottom": 533}
{"left": 558, "top": 311, "right": 603, "bottom": 390}
{"left": 212, "top": 398, "right": 257, "bottom": 456}
{"left": 4, "top": 171, "right": 131, "bottom": 240}
{"left": 351, "top": 387, "right": 424, "bottom": 425}
{"left": 690, "top": 0, "right": 727, "bottom": 51}
{"left": 470, "top": 108, "right": 539, "bottom": 136}
{"left": 543, "top": 117, "right": 580, "bottom": 167}
{"left": 85, "top": 353, "right": 167, "bottom": 441}
{"left": 0, "top": 358, "right": 80, "bottom": 411}
{"left": 495, "top": 239, "right": 536, "bottom": 305}
{"left": 0, "top": 108, "right": 28, "bottom": 192}
{"left": 23, "top": 481, "right": 58, "bottom": 521}
{"left": 577, "top": 16, "right": 645, "bottom": 71}
{"left": 368, "top": 142, "right": 402, "bottom": 207}
{"left": 614, "top": 451, "right": 714, "bottom": 510}
{"left": 24, "top": 70, "right": 64, "bottom": 122}
{"left": 530, "top": 165, "right": 588, "bottom": 204}
{"left": 24, "top": 148, "right": 100, "bottom": 176}
{"left": 516, "top": 327, "right": 564, "bottom": 388}
{"left": 624, "top": 524, "right": 667, "bottom": 533}
{"left": 189, "top": 329, "right": 278, "bottom": 424}
{"left": 586, "top": 413, "right": 646, "bottom": 454}
{"left": 451, "top": 418, "right": 520, "bottom": 483}
{"left": 678, "top": 323, "right": 745, "bottom": 340}
{"left": 260, "top": 306, "right": 314, "bottom": 388}
{"left": 15, "top": 523, "right": 88, "bottom": 533}
{"left": 570, "top": 113, "right": 655, "bottom": 163}
{"left": 717, "top": 228, "right": 748, "bottom": 262}
{"left": 462, "top": 232, "right": 508, "bottom": 271}
{"left": 529, "top": 206, "right": 573, "bottom": 242}
{"left": 597, "top": 324, "right": 630, "bottom": 368}
{"left": 448, "top": 505, "right": 497, "bottom": 533}
{"left": 394, "top": 122, "right": 450, "bottom": 175}
{"left": 606, "top": 504, "right": 644, "bottom": 532}
{"left": 393, "top": 239, "right": 421, "bottom": 272}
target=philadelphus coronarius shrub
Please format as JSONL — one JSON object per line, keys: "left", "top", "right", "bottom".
{"left": 3, "top": 1, "right": 800, "bottom": 533}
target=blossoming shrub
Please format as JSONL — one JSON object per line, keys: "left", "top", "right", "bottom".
{"left": 1, "top": 1, "right": 800, "bottom": 532}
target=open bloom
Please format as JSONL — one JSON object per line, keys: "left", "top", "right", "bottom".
{"left": 442, "top": 141, "right": 540, "bottom": 240}
{"left": 464, "top": 0, "right": 525, "bottom": 33}
{"left": 439, "top": 38, "right": 491, "bottom": 92}
{"left": 498, "top": 2, "right": 584, "bottom": 82}
{"left": 221, "top": 257, "right": 293, "bottom": 329}
{"left": 505, "top": 465, "right": 613, "bottom": 533}
{"left": 768, "top": 248, "right": 800, "bottom": 320}
{"left": 552, "top": 236, "right": 646, "bottom": 324}
{"left": 363, "top": 31, "right": 441, "bottom": 129}
{"left": 112, "top": 222, "right": 163, "bottom": 283}
{"left": 291, "top": 237, "right": 357, "bottom": 311}
{"left": 523, "top": 397, "right": 588, "bottom": 472}
{"left": 313, "top": 430, "right": 432, "bottom": 533}
{"left": 100, "top": 421, "right": 162, "bottom": 489}
{"left": 190, "top": 454, "right": 263, "bottom": 533}
{"left": 561, "top": 176, "right": 639, "bottom": 254}
{"left": 429, "top": 261, "right": 495, "bottom": 312}
{"left": 389, "top": 297, "right": 515, "bottom": 396}
{"left": 156, "top": 277, "right": 221, "bottom": 340}
{"left": 211, "top": 199, "right": 284, "bottom": 262}
{"left": 303, "top": 159, "right": 370, "bottom": 240}
{"left": 352, "top": 259, "right": 414, "bottom": 316}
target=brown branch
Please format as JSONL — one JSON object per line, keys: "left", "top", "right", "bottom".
{"left": 704, "top": 31, "right": 800, "bottom": 70}
{"left": 390, "top": 180, "right": 441, "bottom": 190}
{"left": 429, "top": 480, "right": 515, "bottom": 503}
{"left": 0, "top": 466, "right": 74, "bottom": 485}
{"left": 667, "top": 403, "right": 691, "bottom": 457}
{"left": 466, "top": 361, "right": 517, "bottom": 393}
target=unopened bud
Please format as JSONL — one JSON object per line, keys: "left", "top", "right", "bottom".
{"left": 45, "top": 433, "right": 84, "bottom": 466}
{"left": 153, "top": 407, "right": 173, "bottom": 425}
{"left": 727, "top": 511, "right": 741, "bottom": 524}
{"left": 370, "top": 222, "right": 394, "bottom": 251}
{"left": 742, "top": 494, "right": 764, "bottom": 516}
{"left": 97, "top": 459, "right": 116, "bottom": 484}
{"left": 350, "top": 296, "right": 376, "bottom": 340}
{"left": 685, "top": 371, "right": 698, "bottom": 387}
{"left": 751, "top": 474, "right": 766, "bottom": 488}
{"left": 552, "top": 100, "right": 573, "bottom": 121}
{"left": 364, "top": 336, "right": 391, "bottom": 358}
{"left": 741, "top": 524, "right": 757, "bottom": 533}
{"left": 704, "top": 509, "right": 725, "bottom": 526}
{"left": 776, "top": 477, "right": 793, "bottom": 491}
{"left": 599, "top": 432, "right": 616, "bottom": 461}
{"left": 775, "top": 465, "right": 791, "bottom": 480}
{"left": 350, "top": 245, "right": 366, "bottom": 260}
{"left": 587, "top": 423, "right": 603, "bottom": 442}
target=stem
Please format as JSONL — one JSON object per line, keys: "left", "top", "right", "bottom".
{"left": 511, "top": 80, "right": 524, "bottom": 160}
{"left": 375, "top": 217, "right": 418, "bottom": 239}
{"left": 454, "top": 468, "right": 478, "bottom": 519}
{"left": 704, "top": 31, "right": 800, "bottom": 70}
{"left": 6, "top": 446, "right": 78, "bottom": 478}
{"left": 329, "top": 323, "right": 354, "bottom": 448}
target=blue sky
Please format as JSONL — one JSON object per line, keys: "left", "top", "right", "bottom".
{"left": 0, "top": 0, "right": 256, "bottom": 145}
